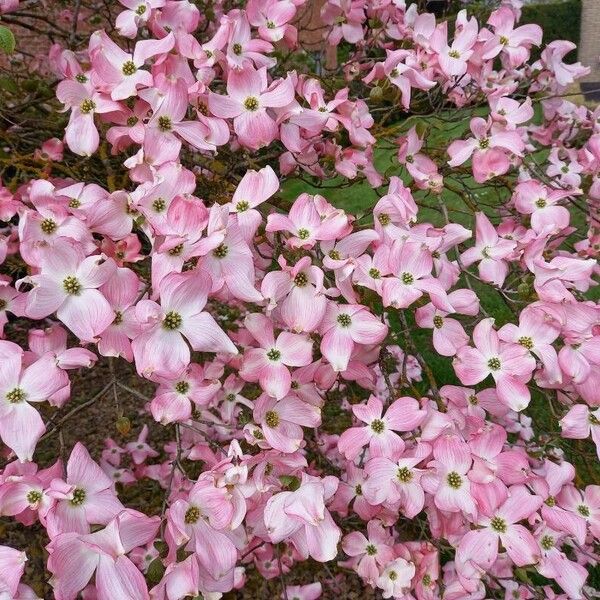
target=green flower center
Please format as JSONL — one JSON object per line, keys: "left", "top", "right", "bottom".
{"left": 378, "top": 213, "right": 391, "bottom": 226}
{"left": 184, "top": 505, "right": 201, "bottom": 524}
{"left": 499, "top": 35, "right": 509, "bottom": 45}
{"left": 397, "top": 466, "right": 413, "bottom": 483}
{"left": 158, "top": 116, "right": 172, "bottom": 131}
{"left": 541, "top": 534, "right": 554, "bottom": 550}
{"left": 371, "top": 418, "right": 385, "bottom": 434}
{"left": 122, "top": 60, "right": 137, "bottom": 76}
{"left": 266, "top": 20, "right": 276, "bottom": 29}
{"left": 80, "top": 99, "right": 96, "bottom": 114}
{"left": 535, "top": 198, "right": 547, "bottom": 208}
{"left": 70, "top": 488, "right": 86, "bottom": 506}
{"left": 244, "top": 96, "right": 259, "bottom": 111}
{"left": 354, "top": 484, "right": 362, "bottom": 496}
{"left": 232, "top": 43, "right": 243, "bottom": 55}
{"left": 490, "top": 516, "right": 507, "bottom": 533}
{"left": 388, "top": 570, "right": 398, "bottom": 581}
{"left": 213, "top": 243, "right": 228, "bottom": 259}
{"left": 63, "top": 276, "right": 82, "bottom": 295}
{"left": 6, "top": 387, "right": 26, "bottom": 403}
{"left": 446, "top": 471, "right": 462, "bottom": 489}
{"left": 175, "top": 381, "right": 190, "bottom": 394}
{"left": 135, "top": 4, "right": 147, "bottom": 15}
{"left": 127, "top": 115, "right": 139, "bottom": 126}
{"left": 423, "top": 574, "right": 432, "bottom": 586}
{"left": 40, "top": 218, "right": 57, "bottom": 234}
{"left": 0, "top": 299, "right": 7, "bottom": 311}
{"left": 265, "top": 410, "right": 280, "bottom": 428}
{"left": 366, "top": 543, "right": 377, "bottom": 556}
{"left": 369, "top": 268, "right": 381, "bottom": 279}
{"left": 401, "top": 272, "right": 414, "bottom": 285}
{"left": 152, "top": 198, "right": 166, "bottom": 212}
{"left": 226, "top": 393, "right": 236, "bottom": 402}
{"left": 468, "top": 394, "right": 478, "bottom": 405}
{"left": 297, "top": 228, "right": 310, "bottom": 240}
{"left": 479, "top": 137, "right": 490, "bottom": 150}
{"left": 518, "top": 336, "right": 534, "bottom": 350}
{"left": 75, "top": 73, "right": 88, "bottom": 83}
{"left": 69, "top": 198, "right": 81, "bottom": 208}
{"left": 448, "top": 50, "right": 461, "bottom": 59}
{"left": 390, "top": 68, "right": 399, "bottom": 78}
{"left": 487, "top": 357, "right": 501, "bottom": 371}
{"left": 113, "top": 310, "right": 123, "bottom": 325}
{"left": 163, "top": 311, "right": 182, "bottom": 330}
{"left": 236, "top": 200, "right": 250, "bottom": 212}
{"left": 168, "top": 243, "right": 184, "bottom": 256}
{"left": 328, "top": 249, "right": 341, "bottom": 260}
{"left": 294, "top": 272, "right": 308, "bottom": 287}
{"left": 561, "top": 165, "right": 569, "bottom": 174}
{"left": 481, "top": 246, "right": 491, "bottom": 258}
{"left": 266, "top": 348, "right": 281, "bottom": 361}
{"left": 27, "top": 490, "right": 42, "bottom": 504}
{"left": 545, "top": 496, "right": 556, "bottom": 507}
{"left": 337, "top": 313, "right": 352, "bottom": 327}
{"left": 433, "top": 315, "right": 444, "bottom": 329}
{"left": 578, "top": 504, "right": 590, "bottom": 517}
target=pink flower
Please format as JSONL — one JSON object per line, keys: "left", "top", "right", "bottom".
{"left": 447, "top": 117, "right": 524, "bottom": 183}
{"left": 46, "top": 443, "right": 124, "bottom": 537}
{"left": 47, "top": 509, "right": 159, "bottom": 600}
{"left": 283, "top": 583, "right": 322, "bottom": 600}
{"left": 560, "top": 405, "right": 600, "bottom": 460}
{"left": 208, "top": 66, "right": 295, "bottom": 149}
{"left": 319, "top": 303, "right": 388, "bottom": 372}
{"left": 337, "top": 396, "right": 426, "bottom": 461}
{"left": 513, "top": 180, "right": 572, "bottom": 234}
{"left": 376, "top": 557, "right": 415, "bottom": 599}
{"left": 264, "top": 474, "right": 341, "bottom": 562}
{"left": 422, "top": 434, "right": 476, "bottom": 515}
{"left": 342, "top": 520, "right": 395, "bottom": 585}
{"left": 458, "top": 485, "right": 542, "bottom": 569}
{"left": 460, "top": 212, "right": 516, "bottom": 286}
{"left": 254, "top": 393, "right": 321, "bottom": 452}
{"left": 116, "top": 0, "right": 166, "bottom": 38}
{"left": 454, "top": 318, "right": 536, "bottom": 411}
{"left": 240, "top": 313, "right": 313, "bottom": 399}
{"left": 132, "top": 271, "right": 238, "bottom": 379}
{"left": 0, "top": 341, "right": 67, "bottom": 462}
{"left": 431, "top": 12, "right": 478, "bottom": 77}
{"left": 21, "top": 241, "right": 117, "bottom": 342}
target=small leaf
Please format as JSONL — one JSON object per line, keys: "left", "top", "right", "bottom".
{"left": 146, "top": 558, "right": 165, "bottom": 585}
{"left": 0, "top": 26, "right": 15, "bottom": 55}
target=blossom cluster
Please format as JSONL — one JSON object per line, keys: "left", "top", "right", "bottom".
{"left": 0, "top": 0, "right": 599, "bottom": 598}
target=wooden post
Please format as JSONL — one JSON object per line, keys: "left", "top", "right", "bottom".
{"left": 295, "top": 0, "right": 338, "bottom": 72}
{"left": 579, "top": 0, "right": 600, "bottom": 101}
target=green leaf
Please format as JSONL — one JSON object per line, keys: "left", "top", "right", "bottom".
{"left": 0, "top": 26, "right": 15, "bottom": 55}
{"left": 146, "top": 558, "right": 165, "bottom": 585}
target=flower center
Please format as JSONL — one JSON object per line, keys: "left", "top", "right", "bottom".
{"left": 401, "top": 272, "right": 414, "bottom": 285}
{"left": 468, "top": 394, "right": 478, "bottom": 405}
{"left": 337, "top": 313, "right": 352, "bottom": 327}
{"left": 481, "top": 245, "right": 491, "bottom": 258}
{"left": 0, "top": 299, "right": 7, "bottom": 311}
{"left": 27, "top": 490, "right": 42, "bottom": 504}
{"left": 354, "top": 484, "right": 362, "bottom": 496}
{"left": 535, "top": 198, "right": 547, "bottom": 208}
{"left": 423, "top": 574, "right": 432, "bottom": 586}
{"left": 175, "top": 381, "right": 190, "bottom": 394}
{"left": 266, "top": 20, "right": 276, "bottom": 29}
{"left": 540, "top": 534, "right": 554, "bottom": 550}
{"left": 244, "top": 96, "right": 259, "bottom": 111}
{"left": 328, "top": 249, "right": 341, "bottom": 260}
{"left": 487, "top": 357, "right": 501, "bottom": 371}
{"left": 80, "top": 99, "right": 96, "bottom": 114}
{"left": 366, "top": 543, "right": 377, "bottom": 556}
{"left": 433, "top": 315, "right": 444, "bottom": 329}
{"left": 490, "top": 516, "right": 507, "bottom": 533}
{"left": 232, "top": 43, "right": 243, "bottom": 55}
{"left": 185, "top": 505, "right": 201, "bottom": 524}
{"left": 406, "top": 154, "right": 414, "bottom": 163}
{"left": 293, "top": 272, "right": 308, "bottom": 287}
{"left": 135, "top": 4, "right": 147, "bottom": 15}
{"left": 6, "top": 387, "right": 26, "bottom": 403}
{"left": 388, "top": 570, "right": 398, "bottom": 581}
{"left": 518, "top": 336, "right": 534, "bottom": 350}
{"left": 63, "top": 276, "right": 82, "bottom": 295}
{"left": 578, "top": 504, "right": 590, "bottom": 517}
{"left": 297, "top": 228, "right": 310, "bottom": 240}
{"left": 168, "top": 243, "right": 184, "bottom": 256}
{"left": 589, "top": 413, "right": 599, "bottom": 425}
{"left": 370, "top": 418, "right": 385, "bottom": 434}
{"left": 448, "top": 50, "right": 461, "bottom": 59}
{"left": 69, "top": 198, "right": 81, "bottom": 208}
{"left": 40, "top": 218, "right": 57, "bottom": 234}
{"left": 236, "top": 200, "right": 250, "bottom": 212}
{"left": 479, "top": 137, "right": 490, "bottom": 150}
{"left": 369, "top": 267, "right": 381, "bottom": 279}
{"left": 390, "top": 68, "right": 399, "bottom": 78}
{"left": 158, "top": 116, "right": 172, "bottom": 131}
{"left": 113, "top": 310, "right": 123, "bottom": 325}
{"left": 75, "top": 73, "right": 87, "bottom": 83}
{"left": 378, "top": 213, "right": 391, "bottom": 226}
{"left": 163, "top": 311, "right": 182, "bottom": 330}
{"left": 545, "top": 495, "right": 556, "bottom": 507}
{"left": 122, "top": 60, "right": 137, "bottom": 76}
{"left": 446, "top": 471, "right": 462, "bottom": 489}
{"left": 70, "top": 488, "right": 86, "bottom": 506}
{"left": 265, "top": 410, "right": 280, "bottom": 427}
{"left": 499, "top": 35, "right": 509, "bottom": 45}
{"left": 213, "top": 243, "right": 228, "bottom": 258}
{"left": 152, "top": 198, "right": 166, "bottom": 212}
{"left": 397, "top": 466, "right": 413, "bottom": 483}
{"left": 266, "top": 348, "right": 281, "bottom": 361}
{"left": 561, "top": 165, "right": 569, "bottom": 174}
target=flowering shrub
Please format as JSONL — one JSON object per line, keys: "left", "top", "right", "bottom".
{"left": 0, "top": 0, "right": 599, "bottom": 598}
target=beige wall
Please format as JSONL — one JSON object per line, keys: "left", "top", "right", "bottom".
{"left": 578, "top": 0, "right": 600, "bottom": 83}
